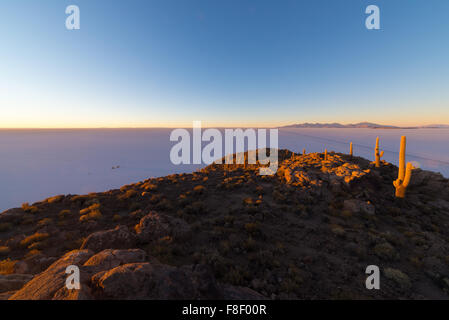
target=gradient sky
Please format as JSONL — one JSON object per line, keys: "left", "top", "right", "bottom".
{"left": 0, "top": 0, "right": 448, "bottom": 128}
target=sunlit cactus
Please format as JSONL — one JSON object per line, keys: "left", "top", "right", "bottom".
{"left": 324, "top": 149, "right": 328, "bottom": 161}
{"left": 374, "top": 137, "right": 384, "bottom": 167}
{"left": 349, "top": 142, "right": 353, "bottom": 158}
{"left": 303, "top": 148, "right": 306, "bottom": 155}
{"left": 393, "top": 136, "right": 413, "bottom": 198}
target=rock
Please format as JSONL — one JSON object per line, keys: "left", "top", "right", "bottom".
{"left": 344, "top": 199, "right": 375, "bottom": 215}
{"left": 221, "top": 285, "right": 267, "bottom": 300}
{"left": 91, "top": 262, "right": 207, "bottom": 299}
{"left": 251, "top": 278, "right": 264, "bottom": 290}
{"left": 80, "top": 225, "right": 137, "bottom": 252}
{"left": 135, "top": 211, "right": 191, "bottom": 243}
{"left": 13, "top": 261, "right": 29, "bottom": 274}
{"left": 428, "top": 199, "right": 449, "bottom": 211}
{"left": 52, "top": 285, "right": 95, "bottom": 300}
{"left": 88, "top": 259, "right": 265, "bottom": 300}
{"left": 0, "top": 274, "right": 34, "bottom": 293}
{"left": 9, "top": 249, "right": 94, "bottom": 300}
{"left": 0, "top": 291, "right": 16, "bottom": 300}
{"left": 22, "top": 255, "right": 58, "bottom": 274}
{"left": 83, "top": 249, "right": 147, "bottom": 271}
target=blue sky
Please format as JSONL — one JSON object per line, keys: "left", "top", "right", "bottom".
{"left": 0, "top": 0, "right": 448, "bottom": 127}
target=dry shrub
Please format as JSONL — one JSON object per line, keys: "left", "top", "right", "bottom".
{"left": 118, "top": 189, "right": 137, "bottom": 200}
{"left": 46, "top": 195, "right": 64, "bottom": 203}
{"left": 25, "top": 249, "right": 41, "bottom": 258}
{"left": 20, "top": 232, "right": 50, "bottom": 247}
{"left": 0, "top": 246, "right": 10, "bottom": 256}
{"left": 0, "top": 259, "right": 17, "bottom": 275}
{"left": 80, "top": 203, "right": 100, "bottom": 215}
{"left": 21, "top": 202, "right": 38, "bottom": 214}
{"left": 58, "top": 209, "right": 72, "bottom": 219}
{"left": 80, "top": 209, "right": 102, "bottom": 222}
{"left": 38, "top": 218, "right": 53, "bottom": 227}
{"left": 193, "top": 185, "right": 206, "bottom": 195}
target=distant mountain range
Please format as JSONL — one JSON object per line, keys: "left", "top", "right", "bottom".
{"left": 281, "top": 122, "right": 449, "bottom": 129}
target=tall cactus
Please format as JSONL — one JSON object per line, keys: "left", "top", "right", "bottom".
{"left": 393, "top": 136, "right": 413, "bottom": 198}
{"left": 324, "top": 149, "right": 328, "bottom": 161}
{"left": 303, "top": 148, "right": 306, "bottom": 155}
{"left": 375, "top": 137, "right": 384, "bottom": 167}
{"left": 349, "top": 142, "right": 353, "bottom": 158}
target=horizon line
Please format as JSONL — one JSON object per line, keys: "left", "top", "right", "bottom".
{"left": 1, "top": 121, "right": 448, "bottom": 130}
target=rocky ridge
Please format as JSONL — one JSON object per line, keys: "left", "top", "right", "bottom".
{"left": 1, "top": 150, "right": 449, "bottom": 299}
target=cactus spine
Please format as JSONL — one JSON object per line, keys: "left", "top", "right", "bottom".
{"left": 393, "top": 136, "right": 413, "bottom": 198}
{"left": 349, "top": 142, "right": 353, "bottom": 158}
{"left": 375, "top": 137, "right": 384, "bottom": 167}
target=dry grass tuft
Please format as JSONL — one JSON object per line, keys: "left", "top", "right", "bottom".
{"left": 20, "top": 232, "right": 50, "bottom": 248}
{"left": 0, "top": 246, "right": 10, "bottom": 256}
{"left": 0, "top": 259, "right": 17, "bottom": 275}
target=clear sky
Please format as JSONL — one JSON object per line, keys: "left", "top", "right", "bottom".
{"left": 0, "top": 0, "right": 448, "bottom": 128}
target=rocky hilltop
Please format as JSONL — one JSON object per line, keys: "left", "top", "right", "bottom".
{"left": 1, "top": 150, "right": 449, "bottom": 300}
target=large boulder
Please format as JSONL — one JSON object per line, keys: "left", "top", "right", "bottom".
{"left": 9, "top": 249, "right": 93, "bottom": 300}
{"left": 80, "top": 225, "right": 137, "bottom": 252}
{"left": 9, "top": 249, "right": 148, "bottom": 300}
{"left": 91, "top": 262, "right": 222, "bottom": 299}
{"left": 135, "top": 211, "right": 191, "bottom": 243}
{"left": 83, "top": 249, "right": 147, "bottom": 271}
{"left": 9, "top": 248, "right": 266, "bottom": 300}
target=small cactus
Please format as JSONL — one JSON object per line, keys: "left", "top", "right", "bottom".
{"left": 303, "top": 148, "right": 306, "bottom": 155}
{"left": 375, "top": 137, "right": 384, "bottom": 167}
{"left": 393, "top": 136, "right": 413, "bottom": 198}
{"left": 324, "top": 149, "right": 328, "bottom": 161}
{"left": 349, "top": 142, "right": 353, "bottom": 158}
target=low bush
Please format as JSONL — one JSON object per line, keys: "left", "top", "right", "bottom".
{"left": 0, "top": 246, "right": 10, "bottom": 256}
{"left": 80, "top": 209, "right": 102, "bottom": 222}
{"left": 0, "top": 223, "right": 12, "bottom": 232}
{"left": 0, "top": 259, "right": 17, "bottom": 275}
{"left": 20, "top": 232, "right": 50, "bottom": 247}
{"left": 22, "top": 202, "right": 39, "bottom": 214}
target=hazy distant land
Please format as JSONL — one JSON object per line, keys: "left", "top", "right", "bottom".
{"left": 281, "top": 122, "right": 449, "bottom": 129}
